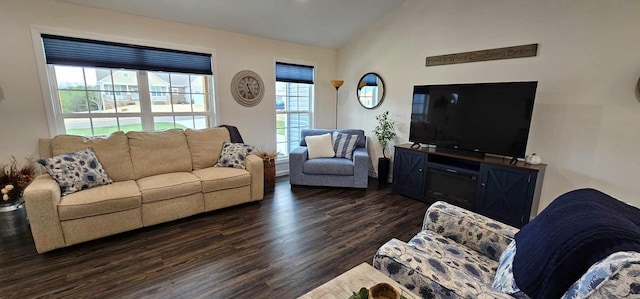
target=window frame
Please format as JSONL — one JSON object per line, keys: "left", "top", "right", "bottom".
{"left": 31, "top": 26, "right": 219, "bottom": 136}
{"left": 274, "top": 60, "right": 316, "bottom": 162}
{"left": 47, "top": 66, "right": 215, "bottom": 135}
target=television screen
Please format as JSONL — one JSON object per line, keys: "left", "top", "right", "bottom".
{"left": 410, "top": 81, "right": 537, "bottom": 158}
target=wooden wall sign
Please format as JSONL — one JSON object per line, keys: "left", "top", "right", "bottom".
{"left": 425, "top": 44, "right": 538, "bottom": 67}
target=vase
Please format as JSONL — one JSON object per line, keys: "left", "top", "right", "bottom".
{"left": 378, "top": 157, "right": 391, "bottom": 186}
{"left": 0, "top": 198, "right": 29, "bottom": 237}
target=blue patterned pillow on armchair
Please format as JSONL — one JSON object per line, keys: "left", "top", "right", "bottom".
{"left": 492, "top": 240, "right": 530, "bottom": 298}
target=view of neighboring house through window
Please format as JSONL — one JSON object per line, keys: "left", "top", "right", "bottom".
{"left": 41, "top": 34, "right": 214, "bottom": 136}
{"left": 275, "top": 62, "right": 314, "bottom": 158}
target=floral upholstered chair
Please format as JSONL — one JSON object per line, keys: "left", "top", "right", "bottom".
{"left": 374, "top": 192, "right": 640, "bottom": 299}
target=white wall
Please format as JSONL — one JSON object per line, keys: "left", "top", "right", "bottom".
{"left": 339, "top": 0, "right": 640, "bottom": 212}
{"left": 0, "top": 0, "right": 336, "bottom": 165}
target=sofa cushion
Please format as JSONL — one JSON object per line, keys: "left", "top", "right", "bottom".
{"left": 332, "top": 132, "right": 359, "bottom": 160}
{"left": 303, "top": 158, "right": 353, "bottom": 175}
{"left": 305, "top": 133, "right": 335, "bottom": 159}
{"left": 57, "top": 180, "right": 141, "bottom": 221}
{"left": 127, "top": 129, "right": 192, "bottom": 179}
{"left": 407, "top": 230, "right": 498, "bottom": 286}
{"left": 215, "top": 142, "right": 255, "bottom": 169}
{"left": 492, "top": 240, "right": 529, "bottom": 297}
{"left": 192, "top": 167, "right": 251, "bottom": 193}
{"left": 136, "top": 172, "right": 201, "bottom": 203}
{"left": 51, "top": 131, "right": 135, "bottom": 182}
{"left": 374, "top": 238, "right": 511, "bottom": 299}
{"left": 300, "top": 129, "right": 366, "bottom": 148}
{"left": 38, "top": 147, "right": 113, "bottom": 196}
{"left": 300, "top": 129, "right": 367, "bottom": 147}
{"left": 185, "top": 128, "right": 230, "bottom": 169}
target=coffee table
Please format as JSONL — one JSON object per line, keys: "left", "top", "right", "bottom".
{"left": 298, "top": 263, "right": 418, "bottom": 299}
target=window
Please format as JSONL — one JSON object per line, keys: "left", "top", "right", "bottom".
{"left": 41, "top": 34, "right": 214, "bottom": 136}
{"left": 358, "top": 73, "right": 379, "bottom": 108}
{"left": 275, "top": 62, "right": 314, "bottom": 158}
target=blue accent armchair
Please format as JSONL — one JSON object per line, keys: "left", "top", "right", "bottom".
{"left": 289, "top": 129, "right": 369, "bottom": 188}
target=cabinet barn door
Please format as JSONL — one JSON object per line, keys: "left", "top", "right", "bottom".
{"left": 478, "top": 164, "right": 531, "bottom": 227}
{"left": 392, "top": 149, "right": 426, "bottom": 200}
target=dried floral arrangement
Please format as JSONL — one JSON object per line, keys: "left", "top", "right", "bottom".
{"left": 0, "top": 157, "right": 37, "bottom": 204}
{"left": 254, "top": 150, "right": 280, "bottom": 163}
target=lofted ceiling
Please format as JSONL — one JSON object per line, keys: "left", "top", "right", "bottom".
{"left": 58, "top": 0, "right": 407, "bottom": 49}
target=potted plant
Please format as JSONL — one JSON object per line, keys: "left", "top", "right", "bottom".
{"left": 0, "top": 156, "right": 36, "bottom": 236}
{"left": 373, "top": 111, "right": 396, "bottom": 185}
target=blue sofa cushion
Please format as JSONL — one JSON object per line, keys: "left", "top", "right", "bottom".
{"left": 303, "top": 158, "right": 354, "bottom": 175}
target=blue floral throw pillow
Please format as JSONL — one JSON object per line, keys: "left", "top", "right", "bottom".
{"left": 492, "top": 240, "right": 530, "bottom": 298}
{"left": 332, "top": 132, "right": 359, "bottom": 160}
{"left": 38, "top": 147, "right": 113, "bottom": 196}
{"left": 215, "top": 142, "right": 255, "bottom": 169}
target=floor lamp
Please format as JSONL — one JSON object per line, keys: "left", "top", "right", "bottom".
{"left": 330, "top": 80, "right": 344, "bottom": 129}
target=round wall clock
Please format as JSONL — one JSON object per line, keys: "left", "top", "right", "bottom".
{"left": 231, "top": 70, "right": 264, "bottom": 107}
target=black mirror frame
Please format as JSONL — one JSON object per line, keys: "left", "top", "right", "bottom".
{"left": 356, "top": 72, "right": 385, "bottom": 109}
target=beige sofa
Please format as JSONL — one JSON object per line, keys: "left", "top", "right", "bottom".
{"left": 23, "top": 128, "right": 264, "bottom": 253}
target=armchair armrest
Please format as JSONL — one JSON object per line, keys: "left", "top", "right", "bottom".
{"left": 22, "top": 174, "right": 65, "bottom": 253}
{"left": 352, "top": 147, "right": 369, "bottom": 188}
{"left": 245, "top": 154, "right": 264, "bottom": 201}
{"left": 562, "top": 251, "right": 640, "bottom": 299}
{"left": 288, "top": 146, "right": 308, "bottom": 185}
{"left": 423, "top": 201, "right": 518, "bottom": 261}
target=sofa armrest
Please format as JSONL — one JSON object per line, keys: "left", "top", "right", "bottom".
{"left": 423, "top": 201, "right": 518, "bottom": 261}
{"left": 245, "top": 154, "right": 264, "bottom": 201}
{"left": 288, "top": 146, "right": 308, "bottom": 185}
{"left": 561, "top": 251, "right": 640, "bottom": 299}
{"left": 23, "top": 174, "right": 66, "bottom": 253}
{"left": 352, "top": 147, "right": 369, "bottom": 187}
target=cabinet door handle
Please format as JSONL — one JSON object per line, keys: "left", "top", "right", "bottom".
{"left": 446, "top": 168, "right": 457, "bottom": 173}
{"left": 419, "top": 168, "right": 423, "bottom": 172}
{"left": 481, "top": 182, "right": 486, "bottom": 187}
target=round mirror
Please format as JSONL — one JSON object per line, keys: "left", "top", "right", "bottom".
{"left": 357, "top": 72, "right": 385, "bottom": 109}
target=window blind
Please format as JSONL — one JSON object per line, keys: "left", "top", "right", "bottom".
{"left": 275, "top": 62, "right": 314, "bottom": 84}
{"left": 362, "top": 73, "right": 378, "bottom": 86}
{"left": 41, "top": 34, "right": 212, "bottom": 75}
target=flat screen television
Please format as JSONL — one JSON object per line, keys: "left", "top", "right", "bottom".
{"left": 410, "top": 81, "right": 537, "bottom": 158}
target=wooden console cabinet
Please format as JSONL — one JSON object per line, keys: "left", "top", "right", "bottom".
{"left": 392, "top": 144, "right": 546, "bottom": 228}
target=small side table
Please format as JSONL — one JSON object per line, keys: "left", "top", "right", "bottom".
{"left": 263, "top": 159, "right": 276, "bottom": 193}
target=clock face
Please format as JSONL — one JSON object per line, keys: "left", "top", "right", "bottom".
{"left": 231, "top": 70, "right": 264, "bottom": 107}
{"left": 238, "top": 76, "right": 260, "bottom": 100}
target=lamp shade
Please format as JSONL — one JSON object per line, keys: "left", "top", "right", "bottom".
{"left": 331, "top": 80, "right": 344, "bottom": 89}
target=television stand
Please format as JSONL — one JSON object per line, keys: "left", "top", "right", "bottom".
{"left": 392, "top": 144, "right": 546, "bottom": 228}
{"left": 435, "top": 146, "right": 485, "bottom": 159}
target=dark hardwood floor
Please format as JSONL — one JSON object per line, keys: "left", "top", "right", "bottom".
{"left": 0, "top": 177, "right": 428, "bottom": 298}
